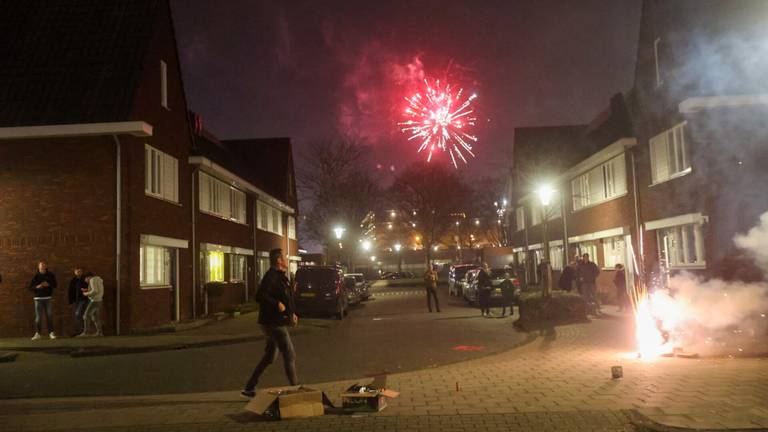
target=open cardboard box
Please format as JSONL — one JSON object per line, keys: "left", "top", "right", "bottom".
{"left": 340, "top": 375, "right": 400, "bottom": 412}
{"left": 245, "top": 385, "right": 333, "bottom": 419}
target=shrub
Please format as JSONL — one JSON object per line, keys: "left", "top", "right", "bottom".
{"left": 514, "top": 290, "right": 588, "bottom": 330}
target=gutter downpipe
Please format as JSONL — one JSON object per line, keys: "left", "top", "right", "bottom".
{"left": 112, "top": 135, "right": 122, "bottom": 335}
{"left": 191, "top": 167, "right": 197, "bottom": 319}
{"left": 630, "top": 150, "right": 644, "bottom": 285}
{"left": 562, "top": 191, "right": 569, "bottom": 268}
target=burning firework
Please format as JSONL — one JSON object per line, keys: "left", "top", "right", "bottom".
{"left": 399, "top": 78, "right": 478, "bottom": 168}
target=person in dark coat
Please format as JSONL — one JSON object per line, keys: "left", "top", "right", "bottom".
{"left": 241, "top": 248, "right": 299, "bottom": 398}
{"left": 499, "top": 269, "right": 517, "bottom": 317}
{"left": 558, "top": 261, "right": 576, "bottom": 292}
{"left": 68, "top": 267, "right": 88, "bottom": 336}
{"left": 577, "top": 253, "right": 600, "bottom": 315}
{"left": 28, "top": 260, "right": 58, "bottom": 340}
{"left": 424, "top": 267, "right": 441, "bottom": 312}
{"left": 614, "top": 263, "right": 628, "bottom": 312}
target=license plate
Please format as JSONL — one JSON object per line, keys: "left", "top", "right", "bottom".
{"left": 300, "top": 292, "right": 316, "bottom": 298}
{"left": 495, "top": 288, "right": 502, "bottom": 292}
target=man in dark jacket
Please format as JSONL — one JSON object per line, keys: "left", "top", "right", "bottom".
{"left": 28, "top": 260, "right": 57, "bottom": 340}
{"left": 477, "top": 262, "right": 493, "bottom": 317}
{"left": 577, "top": 253, "right": 601, "bottom": 315}
{"left": 68, "top": 267, "right": 88, "bottom": 336}
{"left": 424, "top": 267, "right": 441, "bottom": 312}
{"left": 241, "top": 248, "right": 299, "bottom": 398}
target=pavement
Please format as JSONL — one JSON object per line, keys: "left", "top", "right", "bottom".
{"left": 1, "top": 289, "right": 767, "bottom": 431}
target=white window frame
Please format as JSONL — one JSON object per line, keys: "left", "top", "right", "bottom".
{"left": 530, "top": 202, "right": 543, "bottom": 226}
{"left": 574, "top": 242, "right": 598, "bottom": 266}
{"left": 287, "top": 216, "right": 296, "bottom": 240}
{"left": 257, "top": 201, "right": 283, "bottom": 235}
{"left": 657, "top": 223, "right": 706, "bottom": 269}
{"left": 144, "top": 144, "right": 178, "bottom": 203}
{"left": 549, "top": 245, "right": 564, "bottom": 270}
{"left": 515, "top": 207, "right": 525, "bottom": 232}
{"left": 140, "top": 244, "right": 171, "bottom": 288}
{"left": 654, "top": 37, "right": 663, "bottom": 87}
{"left": 650, "top": 122, "right": 691, "bottom": 185}
{"left": 602, "top": 236, "right": 626, "bottom": 270}
{"left": 571, "top": 153, "right": 627, "bottom": 211}
{"left": 198, "top": 172, "right": 247, "bottom": 224}
{"left": 161, "top": 60, "right": 169, "bottom": 110}
{"left": 229, "top": 254, "right": 247, "bottom": 283}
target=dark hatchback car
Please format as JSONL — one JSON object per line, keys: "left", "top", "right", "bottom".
{"left": 295, "top": 266, "right": 349, "bottom": 319}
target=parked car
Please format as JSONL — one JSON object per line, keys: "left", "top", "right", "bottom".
{"left": 295, "top": 266, "right": 348, "bottom": 319}
{"left": 464, "top": 268, "right": 521, "bottom": 306}
{"left": 381, "top": 271, "right": 415, "bottom": 280}
{"left": 448, "top": 264, "right": 477, "bottom": 296}
{"left": 462, "top": 268, "right": 481, "bottom": 302}
{"left": 345, "top": 273, "right": 371, "bottom": 300}
{"left": 343, "top": 275, "right": 364, "bottom": 305}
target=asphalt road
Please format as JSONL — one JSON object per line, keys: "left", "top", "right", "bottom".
{"left": 0, "top": 283, "right": 530, "bottom": 398}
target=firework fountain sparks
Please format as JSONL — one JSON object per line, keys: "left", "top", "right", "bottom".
{"left": 399, "top": 78, "right": 478, "bottom": 168}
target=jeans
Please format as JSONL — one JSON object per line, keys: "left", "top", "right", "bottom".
{"left": 426, "top": 286, "right": 440, "bottom": 312}
{"left": 83, "top": 301, "right": 102, "bottom": 334}
{"left": 245, "top": 325, "right": 298, "bottom": 391}
{"left": 582, "top": 282, "right": 600, "bottom": 314}
{"left": 34, "top": 298, "right": 53, "bottom": 334}
{"left": 72, "top": 300, "right": 89, "bottom": 335}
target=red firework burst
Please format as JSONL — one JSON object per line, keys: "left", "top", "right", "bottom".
{"left": 399, "top": 78, "right": 478, "bottom": 168}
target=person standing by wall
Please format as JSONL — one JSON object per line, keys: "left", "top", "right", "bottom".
{"left": 28, "top": 260, "right": 57, "bottom": 340}
{"left": 68, "top": 267, "right": 88, "bottom": 336}
{"left": 613, "top": 264, "right": 628, "bottom": 312}
{"left": 424, "top": 266, "right": 441, "bottom": 313}
{"left": 241, "top": 248, "right": 299, "bottom": 399}
{"left": 558, "top": 260, "right": 576, "bottom": 292}
{"left": 477, "top": 262, "right": 493, "bottom": 317}
{"left": 79, "top": 273, "right": 104, "bottom": 337}
{"left": 577, "top": 253, "right": 601, "bottom": 316}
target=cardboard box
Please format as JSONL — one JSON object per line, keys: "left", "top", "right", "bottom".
{"left": 245, "top": 385, "right": 331, "bottom": 419}
{"left": 340, "top": 375, "right": 400, "bottom": 412}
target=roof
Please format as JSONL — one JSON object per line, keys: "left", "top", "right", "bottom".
{"left": 191, "top": 126, "right": 297, "bottom": 209}
{"left": 0, "top": 0, "right": 161, "bottom": 127}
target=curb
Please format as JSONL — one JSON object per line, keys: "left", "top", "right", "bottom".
{"left": 629, "top": 409, "right": 768, "bottom": 432}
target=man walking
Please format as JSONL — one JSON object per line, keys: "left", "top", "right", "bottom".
{"left": 477, "top": 262, "right": 493, "bottom": 317}
{"left": 241, "top": 249, "right": 299, "bottom": 398}
{"left": 424, "top": 266, "right": 441, "bottom": 312}
{"left": 577, "top": 253, "right": 601, "bottom": 316}
{"left": 79, "top": 273, "right": 104, "bottom": 337}
{"left": 28, "top": 260, "right": 57, "bottom": 340}
{"left": 68, "top": 267, "right": 88, "bottom": 336}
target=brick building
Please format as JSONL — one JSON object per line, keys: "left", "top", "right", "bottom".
{"left": 510, "top": 0, "right": 768, "bottom": 300}
{"left": 0, "top": 0, "right": 297, "bottom": 337}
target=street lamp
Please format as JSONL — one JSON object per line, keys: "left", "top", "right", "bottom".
{"left": 393, "top": 243, "right": 403, "bottom": 273}
{"left": 536, "top": 184, "right": 555, "bottom": 298}
{"left": 361, "top": 239, "right": 372, "bottom": 251}
{"left": 333, "top": 226, "right": 346, "bottom": 240}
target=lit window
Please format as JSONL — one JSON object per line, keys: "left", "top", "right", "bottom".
{"left": 206, "top": 251, "right": 225, "bottom": 282}
{"left": 658, "top": 223, "right": 705, "bottom": 268}
{"left": 602, "top": 236, "right": 626, "bottom": 269}
{"left": 140, "top": 245, "right": 171, "bottom": 287}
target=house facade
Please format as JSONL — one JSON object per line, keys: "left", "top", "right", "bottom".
{"left": 0, "top": 0, "right": 298, "bottom": 337}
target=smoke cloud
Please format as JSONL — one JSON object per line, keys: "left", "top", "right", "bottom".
{"left": 658, "top": 211, "right": 768, "bottom": 356}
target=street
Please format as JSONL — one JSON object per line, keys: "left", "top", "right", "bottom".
{"left": 0, "top": 282, "right": 528, "bottom": 398}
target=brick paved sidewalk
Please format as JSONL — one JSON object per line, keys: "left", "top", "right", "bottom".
{"left": 2, "top": 306, "right": 767, "bottom": 431}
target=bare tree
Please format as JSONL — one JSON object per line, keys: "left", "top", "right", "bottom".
{"left": 389, "top": 162, "right": 469, "bottom": 264}
{"left": 297, "top": 136, "right": 382, "bottom": 253}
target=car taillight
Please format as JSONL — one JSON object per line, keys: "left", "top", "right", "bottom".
{"left": 512, "top": 279, "right": 520, "bottom": 286}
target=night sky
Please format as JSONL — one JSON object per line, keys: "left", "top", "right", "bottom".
{"left": 172, "top": 0, "right": 641, "bottom": 179}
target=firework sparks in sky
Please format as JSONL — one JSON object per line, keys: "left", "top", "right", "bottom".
{"left": 399, "top": 78, "right": 478, "bottom": 168}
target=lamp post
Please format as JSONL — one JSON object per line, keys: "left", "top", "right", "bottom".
{"left": 536, "top": 184, "right": 555, "bottom": 298}
{"left": 333, "top": 226, "right": 345, "bottom": 267}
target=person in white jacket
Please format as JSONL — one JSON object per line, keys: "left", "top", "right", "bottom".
{"left": 78, "top": 273, "right": 104, "bottom": 337}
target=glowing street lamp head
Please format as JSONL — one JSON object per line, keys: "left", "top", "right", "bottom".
{"left": 394, "top": 243, "right": 402, "bottom": 252}
{"left": 361, "top": 240, "right": 372, "bottom": 251}
{"left": 536, "top": 184, "right": 555, "bottom": 206}
{"left": 333, "top": 226, "right": 346, "bottom": 240}
{"left": 370, "top": 256, "right": 377, "bottom": 262}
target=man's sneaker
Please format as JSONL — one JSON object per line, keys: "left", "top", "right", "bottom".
{"left": 49, "top": 332, "right": 57, "bottom": 340}
{"left": 240, "top": 389, "right": 256, "bottom": 399}
{"left": 31, "top": 333, "right": 41, "bottom": 341}
{"left": 75, "top": 332, "right": 88, "bottom": 338}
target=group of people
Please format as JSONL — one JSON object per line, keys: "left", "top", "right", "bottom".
{"left": 28, "top": 260, "right": 104, "bottom": 340}
{"left": 425, "top": 262, "right": 516, "bottom": 318}
{"left": 558, "top": 253, "right": 628, "bottom": 315}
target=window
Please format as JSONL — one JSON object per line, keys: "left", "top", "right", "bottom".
{"left": 602, "top": 236, "right": 626, "bottom": 269}
{"left": 204, "top": 251, "right": 225, "bottom": 283}
{"left": 257, "top": 201, "right": 283, "bottom": 235}
{"left": 230, "top": 254, "right": 247, "bottom": 282}
{"left": 650, "top": 122, "right": 690, "bottom": 184}
{"left": 575, "top": 242, "right": 598, "bottom": 265}
{"left": 549, "top": 245, "right": 564, "bottom": 270}
{"left": 161, "top": 60, "right": 169, "bottom": 109}
{"left": 140, "top": 245, "right": 171, "bottom": 287}
{"left": 198, "top": 172, "right": 246, "bottom": 223}
{"left": 653, "top": 37, "right": 663, "bottom": 87}
{"left": 287, "top": 216, "right": 296, "bottom": 240}
{"left": 658, "top": 223, "right": 705, "bottom": 268}
{"left": 144, "top": 145, "right": 178, "bottom": 203}
{"left": 515, "top": 207, "right": 525, "bottom": 231}
{"left": 530, "top": 202, "right": 543, "bottom": 226}
{"left": 571, "top": 153, "right": 627, "bottom": 210}
{"left": 257, "top": 255, "right": 270, "bottom": 282}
